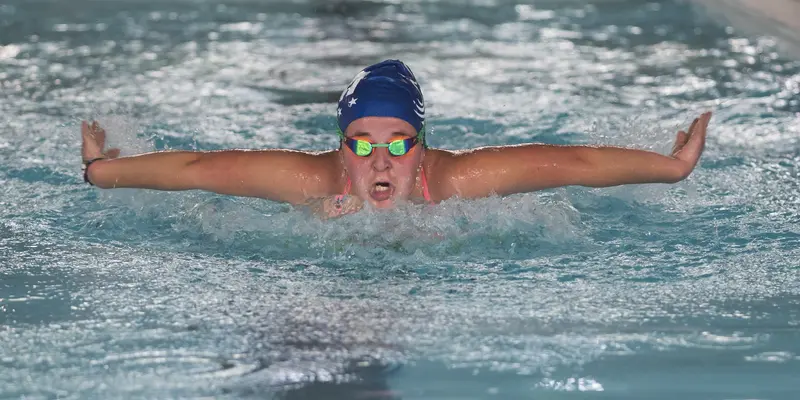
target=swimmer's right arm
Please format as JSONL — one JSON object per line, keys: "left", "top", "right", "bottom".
{"left": 81, "top": 121, "right": 338, "bottom": 204}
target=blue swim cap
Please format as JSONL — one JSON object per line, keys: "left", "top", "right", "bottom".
{"left": 337, "top": 59, "right": 425, "bottom": 134}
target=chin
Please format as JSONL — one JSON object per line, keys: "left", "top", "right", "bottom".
{"left": 368, "top": 198, "right": 396, "bottom": 209}
{"left": 363, "top": 185, "right": 411, "bottom": 209}
{"left": 366, "top": 191, "right": 414, "bottom": 209}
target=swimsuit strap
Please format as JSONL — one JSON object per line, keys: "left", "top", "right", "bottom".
{"left": 420, "top": 166, "right": 433, "bottom": 204}
{"left": 342, "top": 176, "right": 351, "bottom": 196}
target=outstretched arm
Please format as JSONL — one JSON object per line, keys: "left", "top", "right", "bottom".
{"left": 81, "top": 121, "right": 341, "bottom": 204}
{"left": 438, "top": 112, "right": 711, "bottom": 199}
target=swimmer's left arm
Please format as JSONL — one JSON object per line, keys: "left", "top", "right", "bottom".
{"left": 438, "top": 112, "right": 711, "bottom": 198}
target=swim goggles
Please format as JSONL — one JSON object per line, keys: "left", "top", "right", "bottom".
{"left": 338, "top": 129, "right": 425, "bottom": 157}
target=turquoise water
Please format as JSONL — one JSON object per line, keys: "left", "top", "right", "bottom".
{"left": 2, "top": 0, "right": 799, "bottom": 398}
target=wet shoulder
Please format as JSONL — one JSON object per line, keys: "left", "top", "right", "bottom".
{"left": 311, "top": 150, "right": 348, "bottom": 195}
{"left": 421, "top": 148, "right": 459, "bottom": 202}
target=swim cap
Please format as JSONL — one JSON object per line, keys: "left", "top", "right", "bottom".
{"left": 337, "top": 59, "right": 425, "bottom": 134}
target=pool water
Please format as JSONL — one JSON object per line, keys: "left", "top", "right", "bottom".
{"left": 1, "top": 0, "right": 799, "bottom": 398}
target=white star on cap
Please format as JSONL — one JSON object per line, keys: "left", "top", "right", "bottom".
{"left": 337, "top": 107, "right": 342, "bottom": 117}
{"left": 348, "top": 97, "right": 357, "bottom": 107}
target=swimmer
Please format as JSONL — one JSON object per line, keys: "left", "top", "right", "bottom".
{"left": 81, "top": 59, "right": 711, "bottom": 218}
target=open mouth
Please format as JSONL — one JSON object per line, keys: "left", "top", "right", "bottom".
{"left": 370, "top": 181, "right": 393, "bottom": 202}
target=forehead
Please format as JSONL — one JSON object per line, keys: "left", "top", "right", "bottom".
{"left": 344, "top": 116, "right": 417, "bottom": 140}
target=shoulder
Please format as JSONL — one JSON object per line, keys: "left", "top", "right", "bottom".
{"left": 420, "top": 146, "right": 530, "bottom": 201}
{"left": 245, "top": 148, "right": 347, "bottom": 198}
{"left": 297, "top": 150, "right": 347, "bottom": 194}
{"left": 421, "top": 148, "right": 451, "bottom": 172}
{"left": 420, "top": 148, "right": 458, "bottom": 202}
{"left": 422, "top": 147, "right": 486, "bottom": 179}
{"left": 225, "top": 148, "right": 341, "bottom": 173}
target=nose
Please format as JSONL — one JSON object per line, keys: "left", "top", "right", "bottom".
{"left": 371, "top": 147, "right": 391, "bottom": 171}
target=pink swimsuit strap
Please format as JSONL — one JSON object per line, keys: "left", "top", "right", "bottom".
{"left": 341, "top": 166, "right": 433, "bottom": 204}
{"left": 420, "top": 166, "right": 433, "bottom": 203}
{"left": 342, "top": 175, "right": 352, "bottom": 196}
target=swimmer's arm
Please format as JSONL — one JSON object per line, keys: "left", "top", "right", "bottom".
{"left": 439, "top": 112, "right": 710, "bottom": 198}
{"left": 86, "top": 149, "right": 338, "bottom": 204}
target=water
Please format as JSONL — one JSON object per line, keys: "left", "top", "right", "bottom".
{"left": 1, "top": 0, "right": 799, "bottom": 398}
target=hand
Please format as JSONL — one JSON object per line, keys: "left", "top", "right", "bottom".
{"left": 670, "top": 111, "right": 711, "bottom": 180}
{"left": 303, "top": 195, "right": 364, "bottom": 220}
{"left": 81, "top": 120, "right": 120, "bottom": 163}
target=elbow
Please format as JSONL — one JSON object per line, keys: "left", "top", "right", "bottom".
{"left": 571, "top": 147, "right": 599, "bottom": 184}
{"left": 184, "top": 152, "right": 205, "bottom": 167}
{"left": 573, "top": 147, "right": 596, "bottom": 168}
{"left": 180, "top": 152, "right": 210, "bottom": 188}
{"left": 180, "top": 151, "right": 245, "bottom": 193}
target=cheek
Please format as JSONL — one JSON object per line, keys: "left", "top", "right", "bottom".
{"left": 394, "top": 153, "right": 424, "bottom": 185}
{"left": 395, "top": 158, "right": 418, "bottom": 175}
{"left": 342, "top": 153, "right": 367, "bottom": 172}
{"left": 342, "top": 154, "right": 374, "bottom": 191}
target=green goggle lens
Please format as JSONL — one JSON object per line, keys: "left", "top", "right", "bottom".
{"left": 355, "top": 139, "right": 373, "bottom": 156}
{"left": 388, "top": 139, "right": 407, "bottom": 155}
{"left": 339, "top": 131, "right": 424, "bottom": 157}
{"left": 347, "top": 138, "right": 416, "bottom": 156}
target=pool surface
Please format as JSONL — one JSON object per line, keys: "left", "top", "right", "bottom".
{"left": 1, "top": 0, "right": 799, "bottom": 398}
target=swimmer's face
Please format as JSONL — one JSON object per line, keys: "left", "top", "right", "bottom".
{"left": 340, "top": 116, "right": 425, "bottom": 209}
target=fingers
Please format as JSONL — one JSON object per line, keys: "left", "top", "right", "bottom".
{"left": 81, "top": 120, "right": 95, "bottom": 160}
{"left": 82, "top": 120, "right": 104, "bottom": 134}
{"left": 671, "top": 130, "right": 689, "bottom": 155}
{"left": 687, "top": 111, "right": 711, "bottom": 149}
{"left": 691, "top": 112, "right": 712, "bottom": 134}
{"left": 81, "top": 120, "right": 111, "bottom": 162}
{"left": 678, "top": 111, "right": 712, "bottom": 148}
{"left": 673, "top": 111, "right": 712, "bottom": 169}
{"left": 81, "top": 120, "right": 97, "bottom": 142}
{"left": 700, "top": 111, "right": 710, "bottom": 141}
{"left": 687, "top": 117, "right": 699, "bottom": 136}
{"left": 90, "top": 121, "right": 106, "bottom": 146}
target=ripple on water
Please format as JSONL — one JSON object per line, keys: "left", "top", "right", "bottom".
{"left": 2, "top": 0, "right": 800, "bottom": 398}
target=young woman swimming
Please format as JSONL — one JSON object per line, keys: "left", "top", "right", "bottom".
{"left": 81, "top": 59, "right": 711, "bottom": 218}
